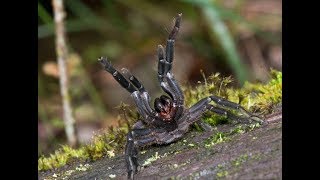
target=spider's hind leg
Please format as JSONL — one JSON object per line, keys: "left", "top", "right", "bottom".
{"left": 125, "top": 126, "right": 166, "bottom": 179}
{"left": 188, "top": 97, "right": 264, "bottom": 127}
{"left": 197, "top": 120, "right": 213, "bottom": 132}
{"left": 125, "top": 131, "right": 138, "bottom": 179}
{"left": 185, "top": 98, "right": 214, "bottom": 132}
{"left": 207, "top": 104, "right": 253, "bottom": 124}
{"left": 125, "top": 128, "right": 153, "bottom": 179}
{"left": 208, "top": 95, "right": 264, "bottom": 124}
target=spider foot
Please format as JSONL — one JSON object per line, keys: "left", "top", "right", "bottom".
{"left": 98, "top": 57, "right": 112, "bottom": 72}
{"left": 126, "top": 156, "right": 139, "bottom": 179}
{"left": 99, "top": 57, "right": 137, "bottom": 93}
{"left": 236, "top": 107, "right": 264, "bottom": 123}
{"left": 198, "top": 120, "right": 213, "bottom": 132}
{"left": 125, "top": 131, "right": 140, "bottom": 179}
{"left": 128, "top": 170, "right": 134, "bottom": 180}
{"left": 168, "top": 13, "right": 182, "bottom": 40}
{"left": 250, "top": 115, "right": 268, "bottom": 126}
{"left": 232, "top": 114, "right": 268, "bottom": 131}
{"left": 229, "top": 115, "right": 252, "bottom": 125}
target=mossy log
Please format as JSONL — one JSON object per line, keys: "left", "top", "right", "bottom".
{"left": 39, "top": 105, "right": 282, "bottom": 180}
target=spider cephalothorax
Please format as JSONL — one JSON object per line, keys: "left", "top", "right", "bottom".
{"left": 99, "top": 13, "right": 262, "bottom": 179}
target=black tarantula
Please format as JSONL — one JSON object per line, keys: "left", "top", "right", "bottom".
{"left": 99, "top": 13, "right": 262, "bottom": 179}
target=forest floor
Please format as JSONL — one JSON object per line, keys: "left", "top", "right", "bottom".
{"left": 39, "top": 106, "right": 282, "bottom": 180}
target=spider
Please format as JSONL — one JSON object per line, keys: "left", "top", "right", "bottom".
{"left": 98, "top": 13, "right": 263, "bottom": 179}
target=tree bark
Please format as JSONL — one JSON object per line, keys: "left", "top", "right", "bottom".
{"left": 39, "top": 106, "right": 282, "bottom": 179}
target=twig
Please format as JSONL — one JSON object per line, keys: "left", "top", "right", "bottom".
{"left": 243, "top": 36, "right": 269, "bottom": 82}
{"left": 52, "top": 0, "right": 78, "bottom": 147}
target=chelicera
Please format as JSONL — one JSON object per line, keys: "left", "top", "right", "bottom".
{"left": 99, "top": 13, "right": 263, "bottom": 179}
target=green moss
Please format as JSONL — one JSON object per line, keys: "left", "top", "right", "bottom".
{"left": 205, "top": 132, "right": 230, "bottom": 147}
{"left": 142, "top": 151, "right": 170, "bottom": 166}
{"left": 142, "top": 152, "right": 161, "bottom": 166}
{"left": 38, "top": 70, "right": 282, "bottom": 171}
{"left": 38, "top": 145, "right": 86, "bottom": 171}
{"left": 184, "top": 69, "right": 282, "bottom": 128}
{"left": 75, "top": 163, "right": 91, "bottom": 171}
{"left": 169, "top": 160, "right": 191, "bottom": 170}
{"left": 38, "top": 132, "right": 124, "bottom": 171}
{"left": 214, "top": 163, "right": 229, "bottom": 179}
{"left": 216, "top": 170, "right": 229, "bottom": 178}
{"left": 205, "top": 122, "right": 262, "bottom": 148}
{"left": 38, "top": 103, "right": 138, "bottom": 171}
{"left": 211, "top": 153, "right": 261, "bottom": 179}
{"left": 231, "top": 154, "right": 249, "bottom": 167}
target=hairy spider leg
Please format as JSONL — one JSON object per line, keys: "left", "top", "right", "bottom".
{"left": 157, "top": 45, "right": 184, "bottom": 106}
{"left": 125, "top": 120, "right": 146, "bottom": 179}
{"left": 197, "top": 121, "right": 213, "bottom": 131}
{"left": 157, "top": 13, "right": 184, "bottom": 121}
{"left": 125, "top": 125, "right": 167, "bottom": 179}
{"left": 98, "top": 57, "right": 136, "bottom": 93}
{"left": 208, "top": 95, "right": 263, "bottom": 123}
{"left": 207, "top": 104, "right": 251, "bottom": 123}
{"left": 126, "top": 124, "right": 187, "bottom": 178}
{"left": 99, "top": 57, "right": 168, "bottom": 127}
{"left": 157, "top": 46, "right": 183, "bottom": 106}
{"left": 182, "top": 97, "right": 214, "bottom": 131}
{"left": 166, "top": 13, "right": 182, "bottom": 67}
{"left": 187, "top": 96, "right": 263, "bottom": 124}
{"left": 121, "top": 68, "right": 145, "bottom": 92}
{"left": 121, "top": 68, "right": 174, "bottom": 128}
{"left": 98, "top": 57, "right": 149, "bottom": 118}
{"left": 121, "top": 68, "right": 156, "bottom": 115}
{"left": 130, "top": 93, "right": 170, "bottom": 127}
{"left": 157, "top": 12, "right": 181, "bottom": 76}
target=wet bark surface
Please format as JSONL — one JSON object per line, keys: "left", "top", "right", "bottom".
{"left": 39, "top": 107, "right": 282, "bottom": 180}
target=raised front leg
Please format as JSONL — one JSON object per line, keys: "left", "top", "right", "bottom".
{"left": 99, "top": 57, "right": 136, "bottom": 93}
{"left": 121, "top": 68, "right": 156, "bottom": 115}
{"left": 99, "top": 57, "right": 166, "bottom": 126}
{"left": 157, "top": 13, "right": 184, "bottom": 120}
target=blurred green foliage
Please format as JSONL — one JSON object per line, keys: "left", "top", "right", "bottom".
{"left": 38, "top": 0, "right": 280, "bottom": 78}
{"left": 38, "top": 0, "right": 281, "bottom": 155}
{"left": 183, "top": 0, "right": 248, "bottom": 84}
